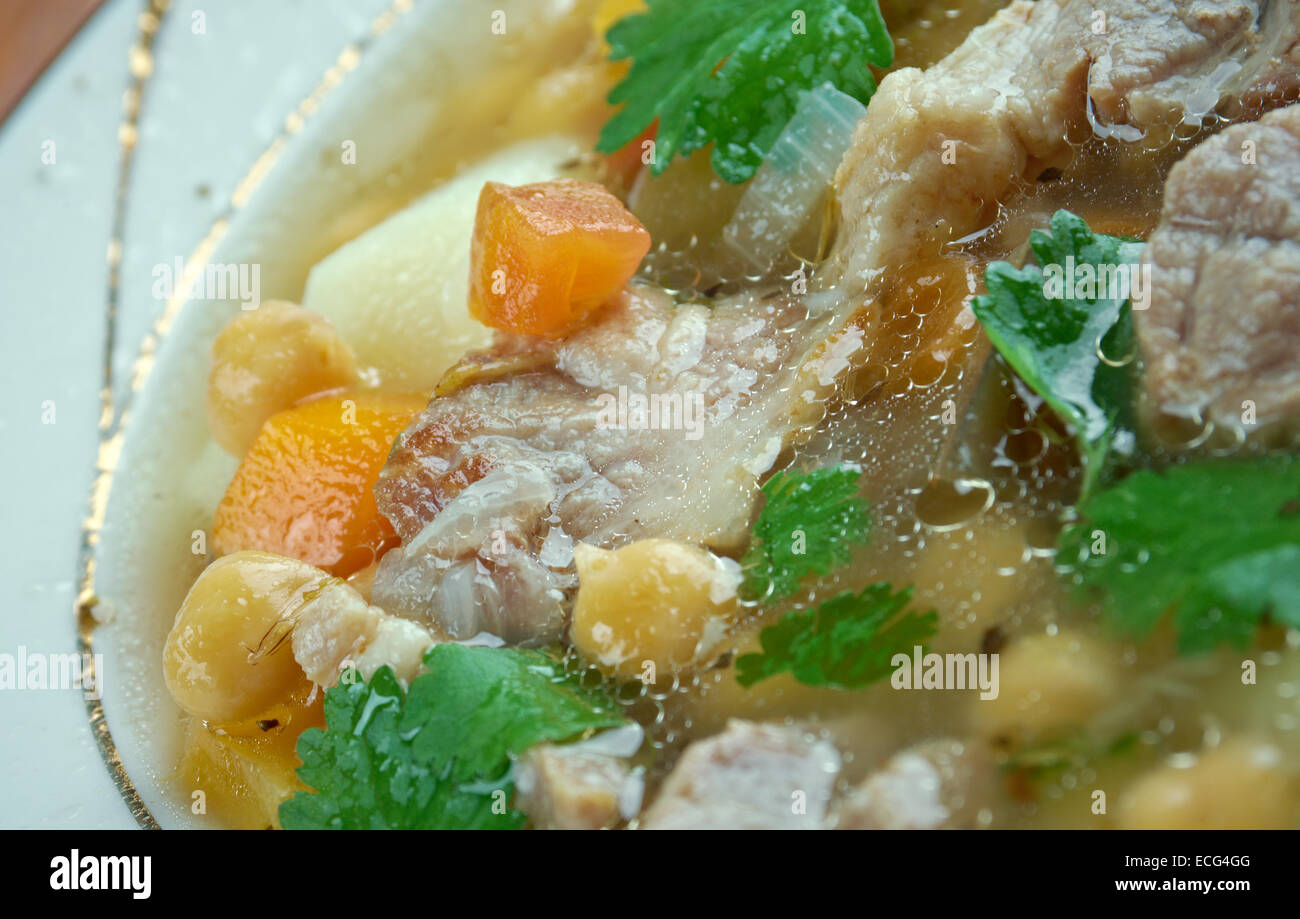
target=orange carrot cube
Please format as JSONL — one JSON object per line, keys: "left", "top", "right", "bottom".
{"left": 469, "top": 178, "right": 651, "bottom": 336}
{"left": 212, "top": 390, "right": 427, "bottom": 576}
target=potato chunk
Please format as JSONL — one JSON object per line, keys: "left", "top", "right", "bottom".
{"left": 570, "top": 539, "right": 741, "bottom": 682}
{"left": 469, "top": 178, "right": 650, "bottom": 336}
{"left": 206, "top": 300, "right": 358, "bottom": 457}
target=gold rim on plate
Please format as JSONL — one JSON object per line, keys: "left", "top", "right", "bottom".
{"left": 74, "top": 0, "right": 413, "bottom": 830}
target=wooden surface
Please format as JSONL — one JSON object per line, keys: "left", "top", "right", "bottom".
{"left": 0, "top": 0, "right": 106, "bottom": 123}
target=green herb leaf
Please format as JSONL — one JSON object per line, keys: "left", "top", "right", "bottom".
{"left": 1058, "top": 455, "right": 1300, "bottom": 654}
{"left": 1003, "top": 730, "right": 1142, "bottom": 783}
{"left": 279, "top": 644, "right": 626, "bottom": 830}
{"left": 736, "top": 583, "right": 936, "bottom": 688}
{"left": 597, "top": 0, "right": 893, "bottom": 183}
{"left": 971, "top": 210, "right": 1144, "bottom": 501}
{"left": 742, "top": 466, "right": 872, "bottom": 601}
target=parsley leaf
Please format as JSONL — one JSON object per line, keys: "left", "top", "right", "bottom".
{"left": 736, "top": 583, "right": 936, "bottom": 688}
{"left": 597, "top": 0, "right": 893, "bottom": 183}
{"left": 741, "top": 466, "right": 872, "bottom": 601}
{"left": 1004, "top": 731, "right": 1142, "bottom": 785}
{"left": 279, "top": 644, "right": 626, "bottom": 830}
{"left": 971, "top": 210, "right": 1144, "bottom": 501}
{"left": 1058, "top": 456, "right": 1300, "bottom": 654}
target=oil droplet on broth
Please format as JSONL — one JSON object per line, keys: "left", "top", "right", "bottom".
{"left": 1002, "top": 427, "right": 1049, "bottom": 466}
{"left": 1147, "top": 409, "right": 1214, "bottom": 451}
{"left": 915, "top": 476, "right": 996, "bottom": 531}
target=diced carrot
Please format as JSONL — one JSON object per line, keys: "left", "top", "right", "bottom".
{"left": 212, "top": 390, "right": 427, "bottom": 576}
{"left": 468, "top": 178, "right": 651, "bottom": 337}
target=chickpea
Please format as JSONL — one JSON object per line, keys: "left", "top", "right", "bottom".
{"left": 1117, "top": 737, "right": 1299, "bottom": 829}
{"left": 570, "top": 539, "right": 741, "bottom": 682}
{"left": 973, "top": 629, "right": 1119, "bottom": 745}
{"left": 908, "top": 517, "right": 1033, "bottom": 649}
{"left": 163, "top": 551, "right": 331, "bottom": 722}
{"left": 206, "top": 300, "right": 358, "bottom": 456}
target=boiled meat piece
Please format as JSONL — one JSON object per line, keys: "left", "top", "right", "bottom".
{"left": 1137, "top": 103, "right": 1300, "bottom": 434}
{"left": 832, "top": 739, "right": 994, "bottom": 830}
{"left": 514, "top": 742, "right": 643, "bottom": 830}
{"left": 639, "top": 720, "right": 841, "bottom": 830}
{"left": 373, "top": 287, "right": 834, "bottom": 643}
{"left": 829, "top": 0, "right": 1300, "bottom": 289}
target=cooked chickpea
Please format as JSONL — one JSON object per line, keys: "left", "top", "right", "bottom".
{"left": 908, "top": 518, "right": 1033, "bottom": 648}
{"left": 207, "top": 300, "right": 358, "bottom": 456}
{"left": 570, "top": 539, "right": 741, "bottom": 682}
{"left": 973, "top": 629, "right": 1119, "bottom": 745}
{"left": 1117, "top": 737, "right": 1300, "bottom": 829}
{"left": 163, "top": 551, "right": 331, "bottom": 722}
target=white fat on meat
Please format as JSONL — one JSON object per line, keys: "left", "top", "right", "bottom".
{"left": 289, "top": 578, "right": 437, "bottom": 687}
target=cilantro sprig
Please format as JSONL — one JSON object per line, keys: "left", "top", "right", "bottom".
{"left": 972, "top": 210, "right": 1144, "bottom": 501}
{"left": 1058, "top": 455, "right": 1300, "bottom": 654}
{"left": 736, "top": 467, "right": 931, "bottom": 690}
{"left": 597, "top": 0, "right": 893, "bottom": 183}
{"left": 741, "top": 466, "right": 872, "bottom": 601}
{"left": 279, "top": 644, "right": 626, "bottom": 830}
{"left": 736, "top": 583, "right": 936, "bottom": 688}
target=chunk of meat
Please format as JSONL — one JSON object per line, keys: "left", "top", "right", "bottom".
{"left": 290, "top": 578, "right": 438, "bottom": 687}
{"left": 1080, "top": 0, "right": 1300, "bottom": 130}
{"left": 373, "top": 287, "right": 838, "bottom": 643}
{"left": 639, "top": 720, "right": 841, "bottom": 830}
{"left": 1137, "top": 103, "right": 1300, "bottom": 434}
{"left": 374, "top": 0, "right": 1300, "bottom": 646}
{"left": 829, "top": 0, "right": 1300, "bottom": 290}
{"left": 832, "top": 739, "right": 995, "bottom": 830}
{"left": 514, "top": 743, "right": 643, "bottom": 830}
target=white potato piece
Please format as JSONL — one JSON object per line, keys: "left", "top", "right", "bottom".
{"left": 302, "top": 135, "right": 583, "bottom": 391}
